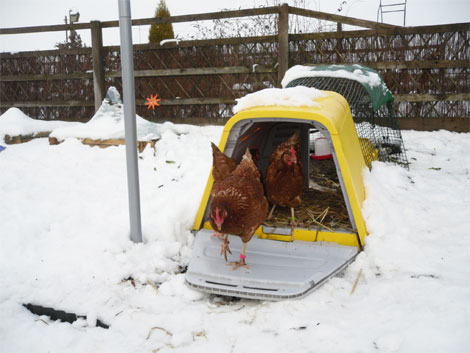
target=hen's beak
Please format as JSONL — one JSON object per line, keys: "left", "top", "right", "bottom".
{"left": 214, "top": 219, "right": 223, "bottom": 231}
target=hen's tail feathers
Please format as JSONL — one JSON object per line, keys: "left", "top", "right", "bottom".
{"left": 232, "top": 148, "right": 261, "bottom": 180}
{"left": 211, "top": 142, "right": 224, "bottom": 166}
{"left": 277, "top": 130, "right": 300, "bottom": 152}
{"left": 285, "top": 129, "right": 300, "bottom": 147}
{"left": 211, "top": 142, "right": 238, "bottom": 182}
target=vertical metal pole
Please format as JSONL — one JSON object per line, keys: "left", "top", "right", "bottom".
{"left": 403, "top": 0, "right": 407, "bottom": 26}
{"left": 118, "top": 0, "right": 143, "bottom": 243}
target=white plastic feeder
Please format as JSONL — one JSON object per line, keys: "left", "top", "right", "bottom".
{"left": 312, "top": 137, "right": 332, "bottom": 160}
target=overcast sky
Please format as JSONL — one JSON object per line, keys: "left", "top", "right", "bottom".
{"left": 0, "top": 0, "right": 469, "bottom": 52}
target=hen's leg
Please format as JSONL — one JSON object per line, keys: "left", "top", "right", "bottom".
{"left": 219, "top": 234, "right": 232, "bottom": 262}
{"left": 290, "top": 207, "right": 297, "bottom": 232}
{"left": 266, "top": 204, "right": 276, "bottom": 220}
{"left": 228, "top": 242, "right": 250, "bottom": 270}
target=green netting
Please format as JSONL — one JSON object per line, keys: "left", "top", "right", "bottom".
{"left": 285, "top": 66, "right": 409, "bottom": 169}
{"left": 285, "top": 65, "right": 394, "bottom": 112}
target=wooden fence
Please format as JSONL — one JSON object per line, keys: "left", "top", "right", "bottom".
{"left": 0, "top": 5, "right": 469, "bottom": 131}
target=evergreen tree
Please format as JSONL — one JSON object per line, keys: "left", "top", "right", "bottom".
{"left": 148, "top": 0, "right": 175, "bottom": 43}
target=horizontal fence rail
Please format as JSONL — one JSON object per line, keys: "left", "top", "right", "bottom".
{"left": 0, "top": 5, "right": 469, "bottom": 131}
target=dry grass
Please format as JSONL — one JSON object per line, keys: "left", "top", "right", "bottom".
{"left": 263, "top": 187, "right": 352, "bottom": 231}
{"left": 263, "top": 158, "right": 352, "bottom": 232}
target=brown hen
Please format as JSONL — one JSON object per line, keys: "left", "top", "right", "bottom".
{"left": 265, "top": 130, "right": 304, "bottom": 231}
{"left": 209, "top": 148, "right": 268, "bottom": 270}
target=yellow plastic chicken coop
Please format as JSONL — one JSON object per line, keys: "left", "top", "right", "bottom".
{"left": 186, "top": 90, "right": 370, "bottom": 300}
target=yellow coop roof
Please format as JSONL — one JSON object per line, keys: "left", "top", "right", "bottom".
{"left": 225, "top": 91, "right": 352, "bottom": 136}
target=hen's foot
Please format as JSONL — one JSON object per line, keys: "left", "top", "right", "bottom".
{"left": 211, "top": 231, "right": 224, "bottom": 240}
{"left": 228, "top": 256, "right": 250, "bottom": 270}
{"left": 220, "top": 238, "right": 232, "bottom": 262}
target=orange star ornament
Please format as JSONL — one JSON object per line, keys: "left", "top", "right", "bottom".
{"left": 145, "top": 93, "right": 161, "bottom": 110}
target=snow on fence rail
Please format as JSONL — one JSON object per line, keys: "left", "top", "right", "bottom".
{"left": 0, "top": 5, "right": 469, "bottom": 131}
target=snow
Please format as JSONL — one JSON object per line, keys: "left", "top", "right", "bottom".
{"left": 1, "top": 105, "right": 469, "bottom": 353}
{"left": 281, "top": 64, "right": 385, "bottom": 89}
{"left": 48, "top": 88, "right": 203, "bottom": 142}
{"left": 0, "top": 107, "right": 77, "bottom": 137}
{"left": 160, "top": 39, "right": 181, "bottom": 46}
{"left": 233, "top": 86, "right": 327, "bottom": 113}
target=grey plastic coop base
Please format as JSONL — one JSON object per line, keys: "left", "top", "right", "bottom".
{"left": 185, "top": 229, "right": 358, "bottom": 300}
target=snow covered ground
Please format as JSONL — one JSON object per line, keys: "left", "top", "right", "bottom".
{"left": 0, "top": 105, "right": 469, "bottom": 353}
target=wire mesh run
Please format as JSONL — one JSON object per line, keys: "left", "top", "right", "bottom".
{"left": 287, "top": 76, "right": 409, "bottom": 169}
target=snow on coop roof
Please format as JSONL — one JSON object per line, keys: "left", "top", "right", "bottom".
{"left": 281, "top": 64, "right": 385, "bottom": 88}
{"left": 281, "top": 64, "right": 394, "bottom": 112}
{"left": 233, "top": 86, "right": 327, "bottom": 113}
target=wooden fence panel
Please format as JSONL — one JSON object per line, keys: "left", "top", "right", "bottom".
{"left": 0, "top": 7, "right": 468, "bottom": 130}
{"left": 290, "top": 24, "right": 470, "bottom": 125}
{"left": 0, "top": 49, "right": 95, "bottom": 121}
{"left": 100, "top": 38, "right": 279, "bottom": 123}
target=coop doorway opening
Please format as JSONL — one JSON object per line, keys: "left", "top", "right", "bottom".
{"left": 219, "top": 119, "right": 357, "bottom": 243}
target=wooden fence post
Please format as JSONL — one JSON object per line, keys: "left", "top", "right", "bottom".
{"left": 277, "top": 3, "right": 289, "bottom": 86}
{"left": 91, "top": 21, "right": 105, "bottom": 112}
{"left": 336, "top": 22, "right": 343, "bottom": 63}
